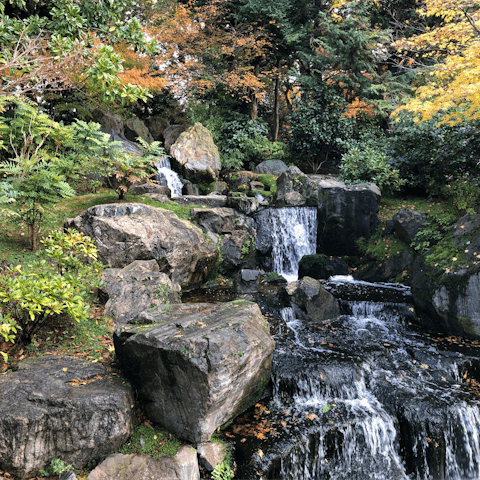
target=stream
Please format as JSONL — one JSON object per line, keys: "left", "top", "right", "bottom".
{"left": 191, "top": 207, "right": 480, "bottom": 479}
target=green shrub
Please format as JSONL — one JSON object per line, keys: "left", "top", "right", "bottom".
{"left": 0, "top": 266, "right": 90, "bottom": 344}
{"left": 441, "top": 177, "right": 480, "bottom": 215}
{"left": 388, "top": 112, "right": 480, "bottom": 195}
{"left": 339, "top": 145, "right": 404, "bottom": 195}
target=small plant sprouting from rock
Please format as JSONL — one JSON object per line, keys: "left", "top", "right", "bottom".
{"left": 39, "top": 458, "right": 72, "bottom": 477}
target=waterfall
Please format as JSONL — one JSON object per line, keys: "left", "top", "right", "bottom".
{"left": 237, "top": 278, "right": 480, "bottom": 480}
{"left": 154, "top": 156, "right": 183, "bottom": 197}
{"left": 264, "top": 207, "right": 317, "bottom": 282}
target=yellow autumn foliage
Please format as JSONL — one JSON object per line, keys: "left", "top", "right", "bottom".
{"left": 393, "top": 0, "right": 480, "bottom": 124}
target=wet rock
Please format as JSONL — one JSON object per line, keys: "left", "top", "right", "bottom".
{"left": 129, "top": 183, "right": 171, "bottom": 197}
{"left": 281, "top": 277, "right": 340, "bottom": 322}
{"left": 317, "top": 182, "right": 381, "bottom": 257}
{"left": 88, "top": 446, "right": 199, "bottom": 480}
{"left": 124, "top": 116, "right": 154, "bottom": 144}
{"left": 255, "top": 160, "right": 288, "bottom": 175}
{"left": 324, "top": 276, "right": 412, "bottom": 303}
{"left": 163, "top": 125, "right": 187, "bottom": 154}
{"left": 65, "top": 203, "right": 218, "bottom": 287}
{"left": 114, "top": 301, "right": 275, "bottom": 443}
{"left": 102, "top": 262, "right": 181, "bottom": 327}
{"left": 0, "top": 356, "right": 134, "bottom": 479}
{"left": 392, "top": 208, "right": 428, "bottom": 245}
{"left": 170, "top": 123, "right": 220, "bottom": 183}
{"left": 298, "top": 255, "right": 349, "bottom": 280}
{"left": 197, "top": 442, "right": 228, "bottom": 472}
{"left": 221, "top": 231, "right": 256, "bottom": 274}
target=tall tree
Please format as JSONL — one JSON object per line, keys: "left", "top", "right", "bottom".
{"left": 392, "top": 0, "right": 480, "bottom": 124}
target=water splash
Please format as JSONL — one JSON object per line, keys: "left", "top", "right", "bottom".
{"left": 154, "top": 156, "right": 183, "bottom": 197}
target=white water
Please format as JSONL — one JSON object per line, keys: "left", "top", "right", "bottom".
{"left": 154, "top": 156, "right": 183, "bottom": 197}
{"left": 268, "top": 207, "right": 317, "bottom": 282}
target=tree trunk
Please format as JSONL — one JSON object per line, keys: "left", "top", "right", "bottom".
{"left": 249, "top": 94, "right": 258, "bottom": 121}
{"left": 273, "top": 59, "right": 281, "bottom": 142}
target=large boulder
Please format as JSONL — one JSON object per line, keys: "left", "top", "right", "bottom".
{"left": 65, "top": 203, "right": 218, "bottom": 288}
{"left": 102, "top": 260, "right": 182, "bottom": 327}
{"left": 281, "top": 277, "right": 341, "bottom": 322}
{"left": 124, "top": 117, "right": 154, "bottom": 144}
{"left": 274, "top": 167, "right": 319, "bottom": 207}
{"left": 104, "top": 130, "right": 143, "bottom": 156}
{"left": 170, "top": 123, "right": 221, "bottom": 183}
{"left": 0, "top": 356, "right": 134, "bottom": 479}
{"left": 128, "top": 183, "right": 171, "bottom": 197}
{"left": 411, "top": 214, "right": 480, "bottom": 338}
{"left": 88, "top": 447, "right": 199, "bottom": 480}
{"left": 189, "top": 207, "right": 239, "bottom": 234}
{"left": 114, "top": 300, "right": 275, "bottom": 443}
{"left": 392, "top": 208, "right": 428, "bottom": 245}
{"left": 317, "top": 182, "right": 381, "bottom": 257}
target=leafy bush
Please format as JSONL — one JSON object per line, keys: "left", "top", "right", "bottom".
{"left": 0, "top": 266, "right": 90, "bottom": 344}
{"left": 204, "top": 113, "right": 288, "bottom": 171}
{"left": 441, "top": 177, "right": 480, "bottom": 215}
{"left": 388, "top": 113, "right": 480, "bottom": 195}
{"left": 0, "top": 230, "right": 102, "bottom": 346}
{"left": 339, "top": 145, "right": 404, "bottom": 195}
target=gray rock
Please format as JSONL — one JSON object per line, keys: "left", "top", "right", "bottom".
{"left": 411, "top": 214, "right": 480, "bottom": 338}
{"left": 183, "top": 182, "right": 200, "bottom": 196}
{"left": 298, "top": 255, "right": 348, "bottom": 280}
{"left": 236, "top": 269, "right": 261, "bottom": 294}
{"left": 174, "top": 195, "right": 228, "bottom": 208}
{"left": 65, "top": 203, "right": 218, "bottom": 287}
{"left": 102, "top": 264, "right": 181, "bottom": 327}
{"left": 114, "top": 300, "right": 275, "bottom": 443}
{"left": 392, "top": 208, "right": 428, "bottom": 245}
{"left": 255, "top": 160, "right": 288, "bottom": 176}
{"left": 170, "top": 123, "right": 220, "bottom": 183}
{"left": 163, "top": 125, "right": 187, "bottom": 154}
{"left": 282, "top": 277, "right": 340, "bottom": 322}
{"left": 88, "top": 447, "right": 199, "bottom": 480}
{"left": 129, "top": 183, "right": 171, "bottom": 197}
{"left": 0, "top": 356, "right": 134, "bottom": 479}
{"left": 59, "top": 472, "right": 78, "bottom": 480}
{"left": 190, "top": 208, "right": 239, "bottom": 234}
{"left": 124, "top": 117, "right": 154, "bottom": 144}
{"left": 227, "top": 195, "right": 259, "bottom": 215}
{"left": 317, "top": 183, "right": 381, "bottom": 257}
{"left": 91, "top": 109, "right": 124, "bottom": 135}
{"left": 145, "top": 193, "right": 171, "bottom": 204}
{"left": 221, "top": 231, "right": 255, "bottom": 274}
{"left": 197, "top": 442, "right": 228, "bottom": 472}
{"left": 144, "top": 116, "right": 170, "bottom": 141}
{"left": 274, "top": 167, "right": 318, "bottom": 207}
{"left": 104, "top": 130, "right": 143, "bottom": 156}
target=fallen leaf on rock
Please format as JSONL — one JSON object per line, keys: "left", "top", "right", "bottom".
{"left": 258, "top": 449, "right": 264, "bottom": 459}
{"left": 306, "top": 413, "right": 318, "bottom": 421}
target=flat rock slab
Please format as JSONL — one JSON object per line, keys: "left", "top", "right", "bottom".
{"left": 114, "top": 300, "right": 275, "bottom": 443}
{"left": 0, "top": 356, "right": 134, "bottom": 479}
{"left": 174, "top": 195, "right": 228, "bottom": 208}
{"left": 88, "top": 447, "right": 199, "bottom": 480}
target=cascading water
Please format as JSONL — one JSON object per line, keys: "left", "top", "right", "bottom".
{"left": 256, "top": 207, "right": 317, "bottom": 282}
{"left": 231, "top": 278, "right": 480, "bottom": 480}
{"left": 154, "top": 155, "right": 183, "bottom": 197}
